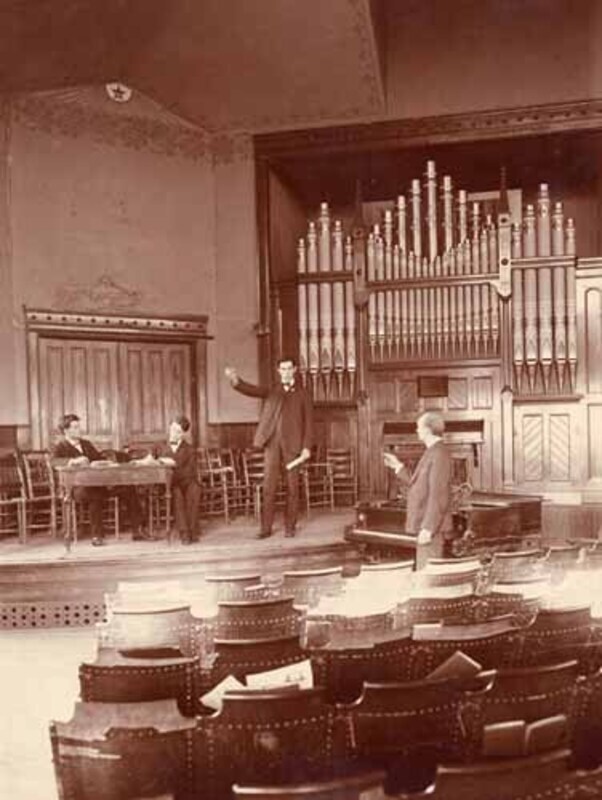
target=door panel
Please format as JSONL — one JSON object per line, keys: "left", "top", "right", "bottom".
{"left": 120, "top": 342, "right": 193, "bottom": 448}
{"left": 39, "top": 338, "right": 119, "bottom": 450}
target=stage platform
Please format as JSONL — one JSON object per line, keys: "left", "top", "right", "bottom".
{"left": 0, "top": 509, "right": 359, "bottom": 629}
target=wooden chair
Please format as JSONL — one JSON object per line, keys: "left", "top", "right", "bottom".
{"left": 232, "top": 770, "right": 387, "bottom": 799}
{"left": 197, "top": 688, "right": 349, "bottom": 799}
{"left": 326, "top": 448, "right": 358, "bottom": 507}
{"left": 18, "top": 449, "right": 58, "bottom": 540}
{"left": 302, "top": 460, "right": 334, "bottom": 511}
{"left": 242, "top": 448, "right": 267, "bottom": 518}
{"left": 79, "top": 648, "right": 200, "bottom": 716}
{"left": 0, "top": 450, "right": 25, "bottom": 541}
{"left": 50, "top": 699, "right": 195, "bottom": 800}
{"left": 197, "top": 446, "right": 230, "bottom": 522}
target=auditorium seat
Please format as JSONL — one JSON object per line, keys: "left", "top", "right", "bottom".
{"left": 407, "top": 618, "right": 522, "bottom": 679}
{"left": 79, "top": 648, "right": 200, "bottom": 716}
{"left": 463, "top": 660, "right": 581, "bottom": 759}
{"left": 197, "top": 687, "right": 348, "bottom": 799}
{"left": 518, "top": 605, "right": 593, "bottom": 666}
{"left": 232, "top": 769, "right": 387, "bottom": 799}
{"left": 50, "top": 699, "right": 196, "bottom": 800}
{"left": 205, "top": 634, "right": 305, "bottom": 691}
{"left": 282, "top": 567, "right": 344, "bottom": 607}
{"left": 489, "top": 549, "right": 545, "bottom": 583}
{"left": 215, "top": 596, "right": 301, "bottom": 640}
{"left": 343, "top": 676, "right": 488, "bottom": 769}
{"left": 310, "top": 635, "right": 413, "bottom": 703}
{"left": 392, "top": 748, "right": 602, "bottom": 800}
{"left": 205, "top": 573, "right": 263, "bottom": 601}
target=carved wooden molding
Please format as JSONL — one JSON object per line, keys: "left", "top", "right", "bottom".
{"left": 24, "top": 307, "right": 210, "bottom": 339}
{"left": 255, "top": 98, "right": 602, "bottom": 159}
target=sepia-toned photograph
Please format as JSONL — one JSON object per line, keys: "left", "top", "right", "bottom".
{"left": 1, "top": 1, "right": 602, "bottom": 798}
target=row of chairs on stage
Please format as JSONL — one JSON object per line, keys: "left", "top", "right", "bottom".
{"left": 0, "top": 445, "right": 358, "bottom": 543}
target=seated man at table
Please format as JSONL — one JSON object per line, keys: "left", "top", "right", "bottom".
{"left": 153, "top": 415, "right": 202, "bottom": 544}
{"left": 52, "top": 413, "right": 147, "bottom": 546}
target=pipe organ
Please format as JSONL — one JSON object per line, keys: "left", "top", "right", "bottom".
{"left": 296, "top": 161, "right": 578, "bottom": 397}
{"left": 288, "top": 159, "right": 601, "bottom": 500}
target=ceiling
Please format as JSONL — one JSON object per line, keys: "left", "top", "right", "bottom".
{"left": 1, "top": 0, "right": 386, "bottom": 133}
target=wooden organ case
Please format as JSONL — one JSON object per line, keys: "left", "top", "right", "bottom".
{"left": 270, "top": 157, "right": 602, "bottom": 504}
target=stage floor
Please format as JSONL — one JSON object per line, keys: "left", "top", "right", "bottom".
{"left": 0, "top": 509, "right": 359, "bottom": 628}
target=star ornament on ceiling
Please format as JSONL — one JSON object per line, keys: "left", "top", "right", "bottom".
{"left": 105, "top": 82, "right": 133, "bottom": 103}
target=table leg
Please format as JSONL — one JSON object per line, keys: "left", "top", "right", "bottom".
{"left": 165, "top": 484, "right": 172, "bottom": 544}
{"left": 63, "top": 494, "right": 73, "bottom": 554}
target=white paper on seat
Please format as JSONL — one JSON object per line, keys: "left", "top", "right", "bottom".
{"left": 245, "top": 658, "right": 314, "bottom": 690}
{"left": 200, "top": 675, "right": 246, "bottom": 711}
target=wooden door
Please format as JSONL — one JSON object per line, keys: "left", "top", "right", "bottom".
{"left": 119, "top": 342, "right": 193, "bottom": 448}
{"left": 39, "top": 338, "right": 120, "bottom": 450}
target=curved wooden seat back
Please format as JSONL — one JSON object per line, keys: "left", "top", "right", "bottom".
{"left": 311, "top": 636, "right": 412, "bottom": 703}
{"left": 51, "top": 699, "right": 195, "bottom": 800}
{"left": 283, "top": 567, "right": 344, "bottom": 607}
{"left": 208, "top": 634, "right": 304, "bottom": 688}
{"left": 414, "top": 748, "right": 571, "bottom": 800}
{"left": 232, "top": 769, "right": 386, "bottom": 799}
{"left": 197, "top": 687, "right": 348, "bottom": 798}
{"left": 216, "top": 596, "right": 300, "bottom": 640}
{"left": 205, "top": 573, "right": 263, "bottom": 601}
{"left": 79, "top": 649, "right": 199, "bottom": 716}
{"left": 343, "top": 678, "right": 471, "bottom": 760}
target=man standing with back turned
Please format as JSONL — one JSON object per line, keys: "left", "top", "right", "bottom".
{"left": 383, "top": 410, "right": 453, "bottom": 569}
{"left": 225, "top": 357, "right": 313, "bottom": 539}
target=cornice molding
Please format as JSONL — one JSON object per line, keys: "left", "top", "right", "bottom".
{"left": 25, "top": 307, "right": 210, "bottom": 339}
{"left": 12, "top": 94, "right": 209, "bottom": 162}
{"left": 255, "top": 98, "right": 602, "bottom": 159}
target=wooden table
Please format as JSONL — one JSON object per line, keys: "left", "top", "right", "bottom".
{"left": 55, "top": 463, "right": 174, "bottom": 551}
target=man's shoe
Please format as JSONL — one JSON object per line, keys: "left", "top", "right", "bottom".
{"left": 284, "top": 529, "right": 296, "bottom": 538}
{"left": 91, "top": 537, "right": 106, "bottom": 547}
{"left": 255, "top": 531, "right": 272, "bottom": 539}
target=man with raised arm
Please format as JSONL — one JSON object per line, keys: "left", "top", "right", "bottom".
{"left": 225, "top": 357, "right": 313, "bottom": 539}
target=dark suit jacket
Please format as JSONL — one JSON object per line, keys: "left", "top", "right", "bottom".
{"left": 52, "top": 438, "right": 103, "bottom": 463}
{"left": 154, "top": 440, "right": 198, "bottom": 486}
{"left": 234, "top": 378, "right": 313, "bottom": 460}
{"left": 397, "top": 440, "right": 453, "bottom": 534}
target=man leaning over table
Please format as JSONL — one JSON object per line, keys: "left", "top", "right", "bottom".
{"left": 52, "top": 413, "right": 147, "bottom": 546}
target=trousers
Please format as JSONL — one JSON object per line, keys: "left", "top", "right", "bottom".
{"left": 261, "top": 437, "right": 299, "bottom": 535}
